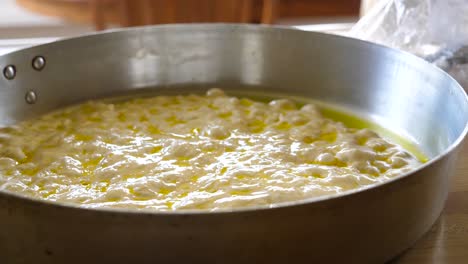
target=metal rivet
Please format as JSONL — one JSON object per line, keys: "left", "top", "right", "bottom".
{"left": 25, "top": 91, "right": 37, "bottom": 104}
{"left": 32, "top": 56, "right": 46, "bottom": 71}
{"left": 3, "top": 65, "right": 16, "bottom": 80}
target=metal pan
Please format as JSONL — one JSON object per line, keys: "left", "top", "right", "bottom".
{"left": 0, "top": 24, "right": 467, "bottom": 264}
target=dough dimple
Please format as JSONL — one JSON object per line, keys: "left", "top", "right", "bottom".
{"left": 0, "top": 89, "right": 423, "bottom": 211}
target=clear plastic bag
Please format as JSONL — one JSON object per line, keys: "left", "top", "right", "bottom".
{"left": 350, "top": 0, "right": 468, "bottom": 89}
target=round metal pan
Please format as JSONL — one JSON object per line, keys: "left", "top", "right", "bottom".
{"left": 0, "top": 24, "right": 467, "bottom": 264}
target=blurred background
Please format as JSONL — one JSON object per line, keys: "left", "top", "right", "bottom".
{"left": 0, "top": 0, "right": 381, "bottom": 39}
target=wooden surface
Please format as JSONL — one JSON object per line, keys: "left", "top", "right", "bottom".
{"left": 279, "top": 0, "right": 360, "bottom": 17}
{"left": 393, "top": 140, "right": 468, "bottom": 263}
{"left": 16, "top": 0, "right": 360, "bottom": 28}
{"left": 17, "top": 0, "right": 276, "bottom": 30}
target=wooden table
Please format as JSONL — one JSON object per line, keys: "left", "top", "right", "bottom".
{"left": 393, "top": 140, "right": 468, "bottom": 263}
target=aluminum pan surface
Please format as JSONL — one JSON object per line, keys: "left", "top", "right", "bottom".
{"left": 0, "top": 24, "right": 466, "bottom": 214}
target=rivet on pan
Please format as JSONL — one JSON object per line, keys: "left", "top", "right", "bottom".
{"left": 25, "top": 91, "right": 37, "bottom": 104}
{"left": 3, "top": 65, "right": 16, "bottom": 80}
{"left": 32, "top": 56, "right": 46, "bottom": 71}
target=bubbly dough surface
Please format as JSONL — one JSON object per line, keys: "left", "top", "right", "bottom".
{"left": 0, "top": 89, "right": 422, "bottom": 211}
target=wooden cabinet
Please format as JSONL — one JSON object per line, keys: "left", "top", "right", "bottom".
{"left": 16, "top": 0, "right": 361, "bottom": 30}
{"left": 279, "top": 0, "right": 360, "bottom": 17}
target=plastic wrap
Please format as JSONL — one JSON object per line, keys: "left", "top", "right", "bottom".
{"left": 350, "top": 0, "right": 468, "bottom": 89}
